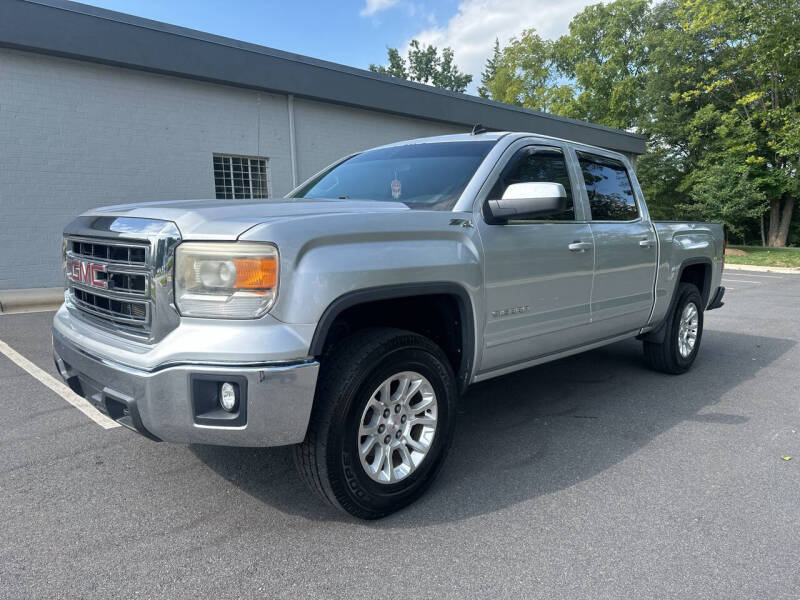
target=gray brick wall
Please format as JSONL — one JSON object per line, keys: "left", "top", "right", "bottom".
{"left": 0, "top": 49, "right": 464, "bottom": 290}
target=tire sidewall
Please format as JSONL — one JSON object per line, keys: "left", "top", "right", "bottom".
{"left": 669, "top": 285, "right": 704, "bottom": 370}
{"left": 328, "top": 342, "right": 456, "bottom": 515}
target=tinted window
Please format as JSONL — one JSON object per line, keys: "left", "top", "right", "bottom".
{"left": 489, "top": 147, "right": 574, "bottom": 221}
{"left": 578, "top": 153, "right": 639, "bottom": 221}
{"left": 294, "top": 141, "right": 496, "bottom": 210}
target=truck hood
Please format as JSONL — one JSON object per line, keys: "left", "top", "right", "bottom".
{"left": 87, "top": 197, "right": 410, "bottom": 239}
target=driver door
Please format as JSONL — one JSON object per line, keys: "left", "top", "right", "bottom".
{"left": 476, "top": 144, "right": 595, "bottom": 375}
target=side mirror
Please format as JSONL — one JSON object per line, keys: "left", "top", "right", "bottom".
{"left": 487, "top": 182, "right": 567, "bottom": 221}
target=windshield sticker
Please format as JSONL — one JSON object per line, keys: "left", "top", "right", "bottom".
{"left": 391, "top": 178, "right": 402, "bottom": 199}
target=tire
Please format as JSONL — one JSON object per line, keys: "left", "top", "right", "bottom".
{"left": 294, "top": 327, "right": 457, "bottom": 519}
{"left": 643, "top": 282, "right": 704, "bottom": 374}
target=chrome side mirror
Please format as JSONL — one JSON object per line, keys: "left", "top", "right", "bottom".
{"left": 487, "top": 182, "right": 567, "bottom": 221}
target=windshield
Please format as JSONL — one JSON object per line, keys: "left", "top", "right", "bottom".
{"left": 292, "top": 141, "right": 496, "bottom": 210}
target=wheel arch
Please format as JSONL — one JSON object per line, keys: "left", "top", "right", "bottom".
{"left": 640, "top": 257, "right": 712, "bottom": 344}
{"left": 677, "top": 258, "right": 713, "bottom": 307}
{"left": 309, "top": 282, "right": 476, "bottom": 392}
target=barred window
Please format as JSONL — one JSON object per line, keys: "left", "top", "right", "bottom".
{"left": 213, "top": 155, "right": 269, "bottom": 199}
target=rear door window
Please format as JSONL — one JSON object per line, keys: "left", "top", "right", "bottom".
{"left": 577, "top": 152, "right": 639, "bottom": 221}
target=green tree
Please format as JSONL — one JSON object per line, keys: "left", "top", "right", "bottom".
{"left": 370, "top": 47, "right": 408, "bottom": 80}
{"left": 675, "top": 0, "right": 800, "bottom": 246}
{"left": 478, "top": 0, "right": 650, "bottom": 129}
{"left": 369, "top": 40, "right": 473, "bottom": 93}
{"left": 553, "top": 0, "right": 651, "bottom": 129}
{"left": 478, "top": 0, "right": 799, "bottom": 245}
{"left": 477, "top": 39, "right": 501, "bottom": 99}
{"left": 680, "top": 157, "right": 767, "bottom": 243}
{"left": 480, "top": 29, "right": 575, "bottom": 115}
{"left": 639, "top": 1, "right": 771, "bottom": 235}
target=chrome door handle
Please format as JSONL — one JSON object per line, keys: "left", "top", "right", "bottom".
{"left": 568, "top": 241, "right": 593, "bottom": 252}
{"left": 639, "top": 239, "right": 655, "bottom": 248}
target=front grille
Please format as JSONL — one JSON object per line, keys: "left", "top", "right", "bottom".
{"left": 72, "top": 288, "right": 149, "bottom": 327}
{"left": 69, "top": 239, "right": 146, "bottom": 265}
{"left": 107, "top": 272, "right": 147, "bottom": 294}
{"left": 65, "top": 236, "right": 152, "bottom": 337}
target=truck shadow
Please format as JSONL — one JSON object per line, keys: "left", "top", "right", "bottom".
{"left": 190, "top": 329, "right": 794, "bottom": 526}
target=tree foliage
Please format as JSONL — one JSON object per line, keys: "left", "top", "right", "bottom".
{"left": 479, "top": 30, "right": 575, "bottom": 115}
{"left": 479, "top": 0, "right": 800, "bottom": 245}
{"left": 477, "top": 39, "right": 501, "bottom": 99}
{"left": 675, "top": 0, "right": 800, "bottom": 246}
{"left": 369, "top": 40, "right": 473, "bottom": 93}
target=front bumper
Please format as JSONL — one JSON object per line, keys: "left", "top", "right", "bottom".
{"left": 52, "top": 326, "right": 319, "bottom": 447}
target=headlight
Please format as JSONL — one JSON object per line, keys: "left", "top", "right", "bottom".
{"left": 175, "top": 242, "right": 278, "bottom": 319}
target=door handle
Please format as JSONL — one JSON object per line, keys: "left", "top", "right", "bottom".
{"left": 568, "top": 241, "right": 593, "bottom": 252}
{"left": 639, "top": 239, "right": 655, "bottom": 248}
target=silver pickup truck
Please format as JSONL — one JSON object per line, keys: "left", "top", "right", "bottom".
{"left": 53, "top": 131, "right": 725, "bottom": 518}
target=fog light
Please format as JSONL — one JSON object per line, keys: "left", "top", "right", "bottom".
{"left": 219, "top": 382, "right": 237, "bottom": 412}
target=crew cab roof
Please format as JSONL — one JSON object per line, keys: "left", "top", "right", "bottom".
{"left": 371, "top": 132, "right": 633, "bottom": 164}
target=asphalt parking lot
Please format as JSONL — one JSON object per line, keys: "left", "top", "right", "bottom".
{"left": 1, "top": 270, "right": 799, "bottom": 599}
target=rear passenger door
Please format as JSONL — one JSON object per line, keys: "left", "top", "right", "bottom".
{"left": 577, "top": 151, "right": 657, "bottom": 338}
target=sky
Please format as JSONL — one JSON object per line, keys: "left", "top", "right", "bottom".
{"left": 80, "top": 0, "right": 601, "bottom": 93}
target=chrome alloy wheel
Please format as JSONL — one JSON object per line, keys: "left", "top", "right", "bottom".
{"left": 357, "top": 371, "right": 438, "bottom": 484}
{"left": 678, "top": 302, "right": 699, "bottom": 358}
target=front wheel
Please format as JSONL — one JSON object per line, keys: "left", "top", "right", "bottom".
{"left": 294, "top": 327, "right": 457, "bottom": 519}
{"left": 643, "top": 282, "right": 704, "bottom": 374}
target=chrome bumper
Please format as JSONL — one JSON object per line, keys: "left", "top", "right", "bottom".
{"left": 52, "top": 327, "right": 319, "bottom": 446}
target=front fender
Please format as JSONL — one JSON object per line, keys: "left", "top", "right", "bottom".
{"left": 239, "top": 211, "right": 485, "bottom": 353}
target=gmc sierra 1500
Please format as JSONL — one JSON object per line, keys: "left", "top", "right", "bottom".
{"left": 53, "top": 131, "right": 725, "bottom": 518}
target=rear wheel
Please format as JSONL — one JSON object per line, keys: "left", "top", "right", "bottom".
{"left": 643, "top": 282, "right": 704, "bottom": 374}
{"left": 294, "top": 327, "right": 457, "bottom": 519}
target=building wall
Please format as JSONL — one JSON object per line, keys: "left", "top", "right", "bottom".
{"left": 292, "top": 98, "right": 464, "bottom": 181}
{"left": 0, "top": 49, "right": 464, "bottom": 290}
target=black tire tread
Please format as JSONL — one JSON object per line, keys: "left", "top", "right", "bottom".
{"left": 294, "top": 327, "right": 452, "bottom": 518}
{"left": 643, "top": 282, "right": 703, "bottom": 375}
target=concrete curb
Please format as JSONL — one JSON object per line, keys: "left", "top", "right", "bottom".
{"left": 0, "top": 287, "right": 64, "bottom": 314}
{"left": 725, "top": 263, "right": 800, "bottom": 274}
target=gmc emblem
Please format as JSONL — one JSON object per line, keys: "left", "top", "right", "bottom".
{"left": 69, "top": 259, "right": 107, "bottom": 289}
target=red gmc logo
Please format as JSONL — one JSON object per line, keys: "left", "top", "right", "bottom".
{"left": 69, "top": 259, "right": 107, "bottom": 289}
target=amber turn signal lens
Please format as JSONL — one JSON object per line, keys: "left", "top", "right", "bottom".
{"left": 233, "top": 257, "right": 277, "bottom": 289}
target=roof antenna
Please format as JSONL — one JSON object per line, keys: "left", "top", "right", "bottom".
{"left": 471, "top": 123, "right": 488, "bottom": 135}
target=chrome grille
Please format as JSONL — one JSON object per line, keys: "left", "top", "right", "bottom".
{"left": 107, "top": 272, "right": 148, "bottom": 295}
{"left": 65, "top": 235, "right": 153, "bottom": 337}
{"left": 68, "top": 239, "right": 147, "bottom": 265}
{"left": 71, "top": 288, "right": 149, "bottom": 327}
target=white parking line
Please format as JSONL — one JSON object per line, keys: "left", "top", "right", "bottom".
{"left": 0, "top": 340, "right": 119, "bottom": 429}
{"left": 724, "top": 273, "right": 783, "bottom": 279}
{"left": 722, "top": 278, "right": 762, "bottom": 284}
